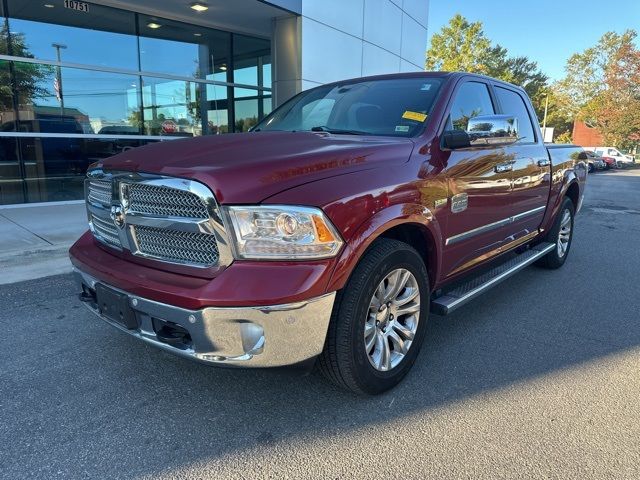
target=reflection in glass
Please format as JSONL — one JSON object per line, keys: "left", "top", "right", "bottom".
{"left": 233, "top": 35, "right": 270, "bottom": 87}
{"left": 234, "top": 97, "right": 259, "bottom": 132}
{"left": 138, "top": 15, "right": 231, "bottom": 80}
{"left": 13, "top": 62, "right": 141, "bottom": 134}
{"left": 7, "top": 0, "right": 138, "bottom": 69}
{"left": 142, "top": 77, "right": 223, "bottom": 136}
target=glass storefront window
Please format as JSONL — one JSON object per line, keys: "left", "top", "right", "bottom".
{"left": 142, "top": 77, "right": 225, "bottom": 137}
{"left": 1, "top": 4, "right": 271, "bottom": 204}
{"left": 233, "top": 34, "right": 271, "bottom": 87}
{"left": 13, "top": 62, "right": 141, "bottom": 135}
{"left": 138, "top": 15, "right": 231, "bottom": 80}
{"left": 6, "top": 1, "right": 138, "bottom": 70}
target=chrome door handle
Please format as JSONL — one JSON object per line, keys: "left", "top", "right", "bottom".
{"left": 494, "top": 163, "right": 513, "bottom": 173}
{"left": 537, "top": 158, "right": 551, "bottom": 167}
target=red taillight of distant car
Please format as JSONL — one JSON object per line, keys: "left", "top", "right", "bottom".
{"left": 602, "top": 156, "right": 615, "bottom": 166}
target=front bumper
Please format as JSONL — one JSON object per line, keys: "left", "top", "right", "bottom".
{"left": 74, "top": 267, "right": 336, "bottom": 367}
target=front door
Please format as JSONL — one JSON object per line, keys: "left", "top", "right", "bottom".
{"left": 439, "top": 80, "right": 516, "bottom": 278}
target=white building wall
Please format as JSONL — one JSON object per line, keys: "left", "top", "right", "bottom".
{"left": 301, "top": 0, "right": 428, "bottom": 86}
{"left": 271, "top": 0, "right": 428, "bottom": 105}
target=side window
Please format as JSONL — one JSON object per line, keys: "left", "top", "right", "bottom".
{"left": 448, "top": 82, "right": 494, "bottom": 131}
{"left": 495, "top": 86, "right": 536, "bottom": 143}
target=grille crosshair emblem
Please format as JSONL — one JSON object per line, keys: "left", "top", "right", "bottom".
{"left": 110, "top": 205, "right": 125, "bottom": 229}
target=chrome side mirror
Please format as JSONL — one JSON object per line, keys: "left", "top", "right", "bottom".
{"left": 467, "top": 115, "right": 519, "bottom": 146}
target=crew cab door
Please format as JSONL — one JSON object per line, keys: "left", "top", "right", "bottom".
{"left": 491, "top": 84, "right": 551, "bottom": 238}
{"left": 438, "top": 80, "right": 516, "bottom": 278}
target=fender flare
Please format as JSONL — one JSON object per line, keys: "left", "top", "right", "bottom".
{"left": 326, "top": 203, "right": 443, "bottom": 292}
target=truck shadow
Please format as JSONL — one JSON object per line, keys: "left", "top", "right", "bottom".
{"left": 2, "top": 181, "right": 639, "bottom": 478}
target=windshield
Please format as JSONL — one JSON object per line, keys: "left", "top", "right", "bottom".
{"left": 254, "top": 77, "right": 443, "bottom": 137}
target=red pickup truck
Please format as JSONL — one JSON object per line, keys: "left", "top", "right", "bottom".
{"left": 71, "top": 72, "right": 587, "bottom": 394}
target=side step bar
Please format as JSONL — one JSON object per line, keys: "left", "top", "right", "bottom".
{"left": 431, "top": 242, "right": 555, "bottom": 315}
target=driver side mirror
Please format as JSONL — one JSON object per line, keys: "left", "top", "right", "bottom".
{"left": 443, "top": 115, "right": 519, "bottom": 149}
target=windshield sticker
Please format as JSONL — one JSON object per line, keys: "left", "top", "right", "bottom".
{"left": 402, "top": 111, "right": 427, "bottom": 122}
{"left": 395, "top": 125, "right": 410, "bottom": 133}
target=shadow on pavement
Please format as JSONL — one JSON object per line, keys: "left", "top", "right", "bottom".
{"left": 1, "top": 173, "right": 639, "bottom": 478}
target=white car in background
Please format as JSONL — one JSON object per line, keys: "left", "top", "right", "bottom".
{"left": 589, "top": 147, "right": 636, "bottom": 167}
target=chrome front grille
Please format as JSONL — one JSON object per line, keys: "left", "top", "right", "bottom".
{"left": 84, "top": 171, "right": 231, "bottom": 269}
{"left": 88, "top": 179, "right": 112, "bottom": 206}
{"left": 128, "top": 183, "right": 209, "bottom": 218}
{"left": 133, "top": 225, "right": 220, "bottom": 266}
{"left": 90, "top": 214, "right": 122, "bottom": 249}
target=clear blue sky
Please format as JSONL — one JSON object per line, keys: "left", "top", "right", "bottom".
{"left": 427, "top": 0, "right": 640, "bottom": 80}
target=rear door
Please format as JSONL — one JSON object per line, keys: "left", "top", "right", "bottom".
{"left": 492, "top": 85, "right": 551, "bottom": 237}
{"left": 439, "top": 80, "right": 516, "bottom": 278}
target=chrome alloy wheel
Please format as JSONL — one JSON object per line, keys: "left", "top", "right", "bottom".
{"left": 557, "top": 209, "right": 572, "bottom": 258}
{"left": 364, "top": 268, "right": 421, "bottom": 372}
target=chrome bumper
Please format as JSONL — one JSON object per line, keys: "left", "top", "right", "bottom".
{"left": 74, "top": 268, "right": 335, "bottom": 367}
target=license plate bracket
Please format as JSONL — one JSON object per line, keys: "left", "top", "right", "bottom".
{"left": 95, "top": 283, "right": 138, "bottom": 329}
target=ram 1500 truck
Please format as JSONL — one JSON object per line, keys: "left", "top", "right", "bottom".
{"left": 71, "top": 72, "right": 587, "bottom": 394}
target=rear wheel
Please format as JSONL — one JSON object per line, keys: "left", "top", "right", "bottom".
{"left": 536, "top": 196, "right": 575, "bottom": 269}
{"left": 318, "top": 238, "right": 429, "bottom": 395}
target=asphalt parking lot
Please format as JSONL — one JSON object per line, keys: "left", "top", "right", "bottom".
{"left": 1, "top": 169, "right": 639, "bottom": 479}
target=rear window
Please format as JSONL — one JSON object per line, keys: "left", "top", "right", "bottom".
{"left": 494, "top": 86, "right": 536, "bottom": 143}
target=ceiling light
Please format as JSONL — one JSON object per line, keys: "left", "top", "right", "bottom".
{"left": 194, "top": 33, "right": 202, "bottom": 37}
{"left": 190, "top": 2, "right": 209, "bottom": 12}
{"left": 147, "top": 22, "right": 162, "bottom": 29}
{"left": 44, "top": 3, "right": 54, "bottom": 7}
{"left": 219, "top": 64, "right": 227, "bottom": 71}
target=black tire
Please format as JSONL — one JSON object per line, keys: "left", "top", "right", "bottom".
{"left": 536, "top": 196, "right": 575, "bottom": 269}
{"left": 317, "top": 238, "right": 430, "bottom": 395}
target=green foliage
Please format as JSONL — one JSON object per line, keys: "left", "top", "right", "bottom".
{"left": 557, "top": 30, "right": 640, "bottom": 149}
{"left": 0, "top": 24, "right": 53, "bottom": 111}
{"left": 425, "top": 15, "right": 564, "bottom": 136}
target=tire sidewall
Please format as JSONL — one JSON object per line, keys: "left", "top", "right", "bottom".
{"left": 346, "top": 246, "right": 430, "bottom": 393}
{"left": 549, "top": 198, "right": 575, "bottom": 267}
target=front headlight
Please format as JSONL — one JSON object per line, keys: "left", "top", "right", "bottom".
{"left": 223, "top": 205, "right": 344, "bottom": 260}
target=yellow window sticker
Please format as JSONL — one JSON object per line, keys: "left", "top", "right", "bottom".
{"left": 402, "top": 111, "right": 427, "bottom": 122}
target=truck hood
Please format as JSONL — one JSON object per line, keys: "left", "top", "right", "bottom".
{"left": 99, "top": 131, "right": 414, "bottom": 203}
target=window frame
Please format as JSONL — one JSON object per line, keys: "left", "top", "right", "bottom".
{"left": 438, "top": 77, "right": 498, "bottom": 151}
{"left": 491, "top": 83, "right": 540, "bottom": 145}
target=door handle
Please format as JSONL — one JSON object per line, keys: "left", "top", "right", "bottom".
{"left": 494, "top": 163, "right": 513, "bottom": 173}
{"left": 537, "top": 158, "right": 551, "bottom": 167}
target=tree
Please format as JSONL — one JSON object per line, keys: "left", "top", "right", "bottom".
{"left": 0, "top": 24, "right": 52, "bottom": 112}
{"left": 558, "top": 30, "right": 640, "bottom": 149}
{"left": 425, "top": 14, "right": 491, "bottom": 73}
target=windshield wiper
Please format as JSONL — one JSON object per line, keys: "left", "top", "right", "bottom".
{"left": 310, "top": 125, "right": 367, "bottom": 135}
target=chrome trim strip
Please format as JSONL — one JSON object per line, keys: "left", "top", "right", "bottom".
{"left": 445, "top": 206, "right": 546, "bottom": 246}
{"left": 0, "top": 132, "right": 187, "bottom": 140}
{"left": 0, "top": 54, "right": 272, "bottom": 92}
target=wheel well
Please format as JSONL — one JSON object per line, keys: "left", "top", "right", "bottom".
{"left": 379, "top": 223, "right": 437, "bottom": 290}
{"left": 566, "top": 182, "right": 580, "bottom": 210}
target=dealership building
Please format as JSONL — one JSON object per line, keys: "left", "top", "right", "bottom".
{"left": 0, "top": 0, "right": 429, "bottom": 205}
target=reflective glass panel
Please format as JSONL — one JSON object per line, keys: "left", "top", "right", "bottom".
{"left": 6, "top": 1, "right": 138, "bottom": 69}
{"left": 142, "top": 77, "right": 221, "bottom": 136}
{"left": 13, "top": 62, "right": 141, "bottom": 134}
{"left": 138, "top": 15, "right": 231, "bottom": 80}
{"left": 233, "top": 34, "right": 270, "bottom": 87}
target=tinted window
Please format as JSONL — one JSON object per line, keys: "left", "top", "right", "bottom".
{"left": 495, "top": 86, "right": 535, "bottom": 143}
{"left": 256, "top": 78, "right": 443, "bottom": 137}
{"left": 448, "top": 82, "right": 494, "bottom": 131}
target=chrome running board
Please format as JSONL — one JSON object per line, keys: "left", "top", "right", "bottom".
{"left": 431, "top": 242, "right": 555, "bottom": 315}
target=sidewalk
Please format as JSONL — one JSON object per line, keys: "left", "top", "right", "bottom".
{"left": 0, "top": 201, "right": 87, "bottom": 285}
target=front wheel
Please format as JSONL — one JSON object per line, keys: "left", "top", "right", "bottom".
{"left": 536, "top": 196, "right": 575, "bottom": 269}
{"left": 318, "top": 238, "right": 430, "bottom": 395}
